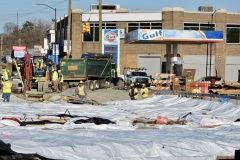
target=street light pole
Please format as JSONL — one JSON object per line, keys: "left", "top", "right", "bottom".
{"left": 36, "top": 3, "right": 57, "bottom": 66}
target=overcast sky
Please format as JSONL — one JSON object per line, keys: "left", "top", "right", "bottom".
{"left": 0, "top": 0, "right": 239, "bottom": 33}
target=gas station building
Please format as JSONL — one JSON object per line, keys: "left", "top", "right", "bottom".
{"left": 55, "top": 5, "right": 240, "bottom": 82}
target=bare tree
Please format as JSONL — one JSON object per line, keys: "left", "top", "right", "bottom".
{"left": 2, "top": 18, "right": 51, "bottom": 51}
{"left": 3, "top": 22, "right": 17, "bottom": 34}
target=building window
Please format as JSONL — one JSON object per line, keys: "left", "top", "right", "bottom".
{"left": 226, "top": 24, "right": 240, "bottom": 44}
{"left": 83, "top": 22, "right": 116, "bottom": 42}
{"left": 184, "top": 23, "right": 215, "bottom": 30}
{"left": 128, "top": 22, "right": 162, "bottom": 32}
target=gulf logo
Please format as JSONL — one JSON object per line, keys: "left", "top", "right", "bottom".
{"left": 105, "top": 31, "right": 116, "bottom": 42}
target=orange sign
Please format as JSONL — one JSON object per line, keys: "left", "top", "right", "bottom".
{"left": 68, "top": 66, "right": 78, "bottom": 70}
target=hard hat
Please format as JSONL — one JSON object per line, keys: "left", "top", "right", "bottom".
{"left": 195, "top": 84, "right": 199, "bottom": 87}
{"left": 130, "top": 83, "right": 134, "bottom": 87}
{"left": 52, "top": 68, "right": 55, "bottom": 71}
{"left": 7, "top": 70, "right": 10, "bottom": 72}
{"left": 80, "top": 80, "right": 83, "bottom": 84}
{"left": 142, "top": 84, "right": 146, "bottom": 86}
{"left": 58, "top": 70, "right": 61, "bottom": 73}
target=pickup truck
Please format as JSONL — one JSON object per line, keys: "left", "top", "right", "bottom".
{"left": 123, "top": 68, "right": 151, "bottom": 87}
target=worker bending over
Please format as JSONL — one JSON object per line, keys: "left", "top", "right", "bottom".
{"left": 129, "top": 83, "right": 138, "bottom": 100}
{"left": 76, "top": 81, "right": 87, "bottom": 99}
{"left": 192, "top": 84, "right": 201, "bottom": 99}
{"left": 1, "top": 79, "right": 12, "bottom": 102}
{"left": 140, "top": 83, "right": 149, "bottom": 99}
{"left": 51, "top": 68, "right": 60, "bottom": 92}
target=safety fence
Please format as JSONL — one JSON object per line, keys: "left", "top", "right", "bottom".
{"left": 155, "top": 90, "right": 240, "bottom": 105}
{"left": 152, "top": 73, "right": 175, "bottom": 91}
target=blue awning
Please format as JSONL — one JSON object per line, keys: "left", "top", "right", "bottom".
{"left": 125, "top": 29, "right": 224, "bottom": 44}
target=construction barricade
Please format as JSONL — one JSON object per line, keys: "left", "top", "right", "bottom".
{"left": 152, "top": 73, "right": 175, "bottom": 91}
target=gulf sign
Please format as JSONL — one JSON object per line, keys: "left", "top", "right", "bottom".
{"left": 126, "top": 29, "right": 224, "bottom": 43}
{"left": 105, "top": 31, "right": 117, "bottom": 42}
{"left": 140, "top": 29, "right": 163, "bottom": 40}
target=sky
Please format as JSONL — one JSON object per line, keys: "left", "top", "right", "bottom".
{"left": 0, "top": 0, "right": 240, "bottom": 33}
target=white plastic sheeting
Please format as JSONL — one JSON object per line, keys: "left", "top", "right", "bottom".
{"left": 0, "top": 95, "right": 240, "bottom": 160}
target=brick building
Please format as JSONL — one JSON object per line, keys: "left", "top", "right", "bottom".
{"left": 54, "top": 5, "right": 240, "bottom": 82}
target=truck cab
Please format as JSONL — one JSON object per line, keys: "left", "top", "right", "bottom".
{"left": 123, "top": 68, "right": 151, "bottom": 87}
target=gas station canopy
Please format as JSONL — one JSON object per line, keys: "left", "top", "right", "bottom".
{"left": 125, "top": 29, "right": 224, "bottom": 44}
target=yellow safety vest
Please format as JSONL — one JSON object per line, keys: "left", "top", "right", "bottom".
{"left": 192, "top": 88, "right": 201, "bottom": 94}
{"left": 52, "top": 71, "right": 58, "bottom": 81}
{"left": 78, "top": 86, "right": 86, "bottom": 96}
{"left": 36, "top": 60, "right": 43, "bottom": 69}
{"left": 192, "top": 88, "right": 201, "bottom": 98}
{"left": 129, "top": 88, "right": 138, "bottom": 100}
{"left": 140, "top": 88, "right": 149, "bottom": 98}
{"left": 3, "top": 81, "right": 12, "bottom": 93}
{"left": 3, "top": 71, "right": 8, "bottom": 80}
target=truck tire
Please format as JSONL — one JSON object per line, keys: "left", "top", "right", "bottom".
{"left": 94, "top": 80, "right": 100, "bottom": 90}
{"left": 117, "top": 79, "right": 124, "bottom": 89}
{"left": 88, "top": 80, "right": 95, "bottom": 91}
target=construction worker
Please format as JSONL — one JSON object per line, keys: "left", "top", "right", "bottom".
{"left": 140, "top": 83, "right": 149, "bottom": 99}
{"left": 3, "top": 70, "right": 9, "bottom": 81}
{"left": 76, "top": 80, "right": 87, "bottom": 99}
{"left": 129, "top": 83, "right": 138, "bottom": 100}
{"left": 58, "top": 70, "right": 64, "bottom": 91}
{"left": 192, "top": 84, "right": 201, "bottom": 99}
{"left": 210, "top": 77, "right": 216, "bottom": 89}
{"left": 51, "top": 68, "right": 59, "bottom": 92}
{"left": 36, "top": 59, "right": 43, "bottom": 69}
{"left": 1, "top": 79, "right": 12, "bottom": 102}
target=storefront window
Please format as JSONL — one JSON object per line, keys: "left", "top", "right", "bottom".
{"left": 184, "top": 23, "right": 215, "bottom": 31}
{"left": 226, "top": 24, "right": 240, "bottom": 43}
{"left": 83, "top": 22, "right": 116, "bottom": 42}
{"left": 128, "top": 22, "right": 162, "bottom": 32}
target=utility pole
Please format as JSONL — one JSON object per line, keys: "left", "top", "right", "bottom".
{"left": 0, "top": 35, "right": 3, "bottom": 60}
{"left": 210, "top": 9, "right": 219, "bottom": 76}
{"left": 17, "top": 11, "right": 20, "bottom": 46}
{"left": 36, "top": 3, "right": 57, "bottom": 65}
{"left": 67, "top": 0, "right": 72, "bottom": 58}
{"left": 99, "top": 0, "right": 102, "bottom": 53}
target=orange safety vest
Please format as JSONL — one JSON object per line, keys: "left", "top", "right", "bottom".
{"left": 78, "top": 86, "right": 86, "bottom": 96}
{"left": 2, "top": 81, "right": 12, "bottom": 93}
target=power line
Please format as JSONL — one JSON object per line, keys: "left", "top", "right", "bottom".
{"left": 0, "top": 1, "right": 67, "bottom": 25}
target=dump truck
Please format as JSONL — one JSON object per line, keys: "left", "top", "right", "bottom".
{"left": 59, "top": 54, "right": 124, "bottom": 90}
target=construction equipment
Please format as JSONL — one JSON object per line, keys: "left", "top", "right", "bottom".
{"left": 60, "top": 53, "right": 124, "bottom": 91}
{"left": 12, "top": 53, "right": 54, "bottom": 93}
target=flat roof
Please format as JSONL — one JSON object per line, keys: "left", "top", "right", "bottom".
{"left": 82, "top": 12, "right": 162, "bottom": 22}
